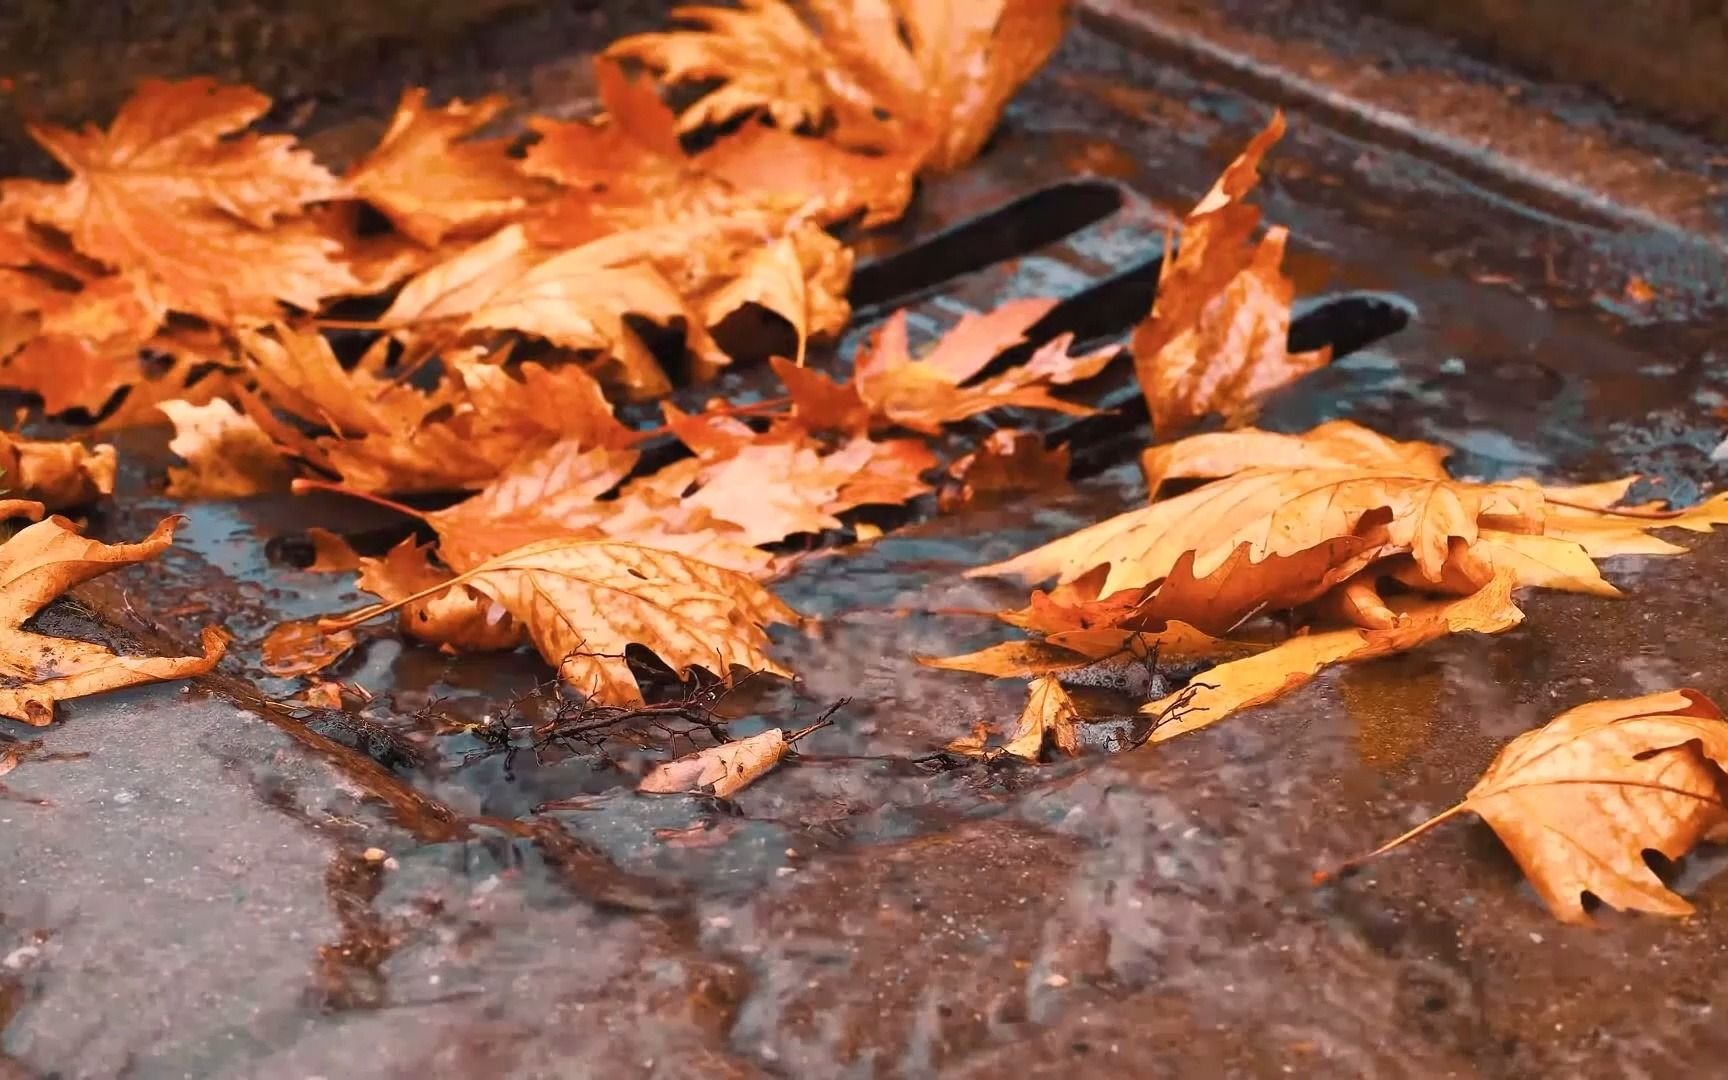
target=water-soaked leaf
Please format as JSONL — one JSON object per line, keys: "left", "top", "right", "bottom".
{"left": 261, "top": 619, "right": 357, "bottom": 677}
{"left": 1331, "top": 689, "right": 1728, "bottom": 925}
{"left": 1139, "top": 569, "right": 1524, "bottom": 740}
{"left": 0, "top": 511, "right": 226, "bottom": 725}
{"left": 947, "top": 675, "right": 1081, "bottom": 762}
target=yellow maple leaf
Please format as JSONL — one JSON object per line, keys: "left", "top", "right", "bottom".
{"left": 1330, "top": 689, "right": 1728, "bottom": 925}
{"left": 0, "top": 508, "right": 226, "bottom": 725}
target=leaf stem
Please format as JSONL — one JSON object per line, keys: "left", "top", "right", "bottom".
{"left": 1311, "top": 801, "right": 1468, "bottom": 884}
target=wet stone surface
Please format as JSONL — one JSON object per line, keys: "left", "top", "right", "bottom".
{"left": 5, "top": 1, "right": 1728, "bottom": 1077}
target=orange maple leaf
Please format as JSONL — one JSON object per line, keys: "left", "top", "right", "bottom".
{"left": 1, "top": 78, "right": 355, "bottom": 325}
{"left": 776, "top": 299, "right": 1116, "bottom": 435}
{"left": 1131, "top": 111, "right": 1330, "bottom": 437}
{"left": 609, "top": 0, "right": 1072, "bottom": 172}
{"left": 346, "top": 89, "right": 554, "bottom": 247}
{"left": 1331, "top": 689, "right": 1728, "bottom": 925}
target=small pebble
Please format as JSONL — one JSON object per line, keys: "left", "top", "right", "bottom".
{"left": 1043, "top": 973, "right": 1069, "bottom": 988}
{"left": 363, "top": 847, "right": 388, "bottom": 863}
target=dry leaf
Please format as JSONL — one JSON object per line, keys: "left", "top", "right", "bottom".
{"left": 609, "top": 0, "right": 1071, "bottom": 171}
{"left": 158, "top": 398, "right": 294, "bottom": 498}
{"left": 239, "top": 326, "right": 630, "bottom": 494}
{"left": 0, "top": 431, "right": 116, "bottom": 509}
{"left": 0, "top": 511, "right": 226, "bottom": 724}
{"left": 974, "top": 467, "right": 1541, "bottom": 598}
{"left": 1141, "top": 420, "right": 1450, "bottom": 499}
{"left": 1, "top": 78, "right": 354, "bottom": 324}
{"left": 637, "top": 727, "right": 790, "bottom": 797}
{"left": 1333, "top": 689, "right": 1728, "bottom": 925}
{"left": 346, "top": 89, "right": 552, "bottom": 246}
{"left": 1131, "top": 112, "right": 1330, "bottom": 436}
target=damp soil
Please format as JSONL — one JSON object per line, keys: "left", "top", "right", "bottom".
{"left": 5, "top": 2, "right": 1728, "bottom": 1078}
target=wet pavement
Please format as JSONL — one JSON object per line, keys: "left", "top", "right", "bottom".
{"left": 5, "top": 1, "right": 1728, "bottom": 1077}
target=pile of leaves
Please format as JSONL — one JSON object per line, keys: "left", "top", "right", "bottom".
{"left": 3, "top": 3, "right": 1728, "bottom": 925}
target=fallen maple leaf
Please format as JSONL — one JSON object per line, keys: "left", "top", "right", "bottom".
{"left": 0, "top": 431, "right": 116, "bottom": 509}
{"left": 346, "top": 89, "right": 553, "bottom": 247}
{"left": 1327, "top": 689, "right": 1728, "bottom": 924}
{"left": 379, "top": 216, "right": 850, "bottom": 398}
{"left": 1, "top": 78, "right": 355, "bottom": 325}
{"left": 609, "top": 0, "right": 1072, "bottom": 172}
{"left": 158, "top": 398, "right": 294, "bottom": 498}
{"left": 1131, "top": 112, "right": 1330, "bottom": 436}
{"left": 238, "top": 327, "right": 631, "bottom": 494}
{"left": 325, "top": 538, "right": 798, "bottom": 705}
{"left": 974, "top": 467, "right": 1541, "bottom": 599}
{"left": 0, "top": 509, "right": 226, "bottom": 724}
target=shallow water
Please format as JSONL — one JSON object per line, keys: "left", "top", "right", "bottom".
{"left": 6, "top": 4, "right": 1728, "bottom": 1077}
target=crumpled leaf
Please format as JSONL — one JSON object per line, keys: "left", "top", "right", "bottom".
{"left": 638, "top": 727, "right": 790, "bottom": 797}
{"left": 0, "top": 431, "right": 116, "bottom": 509}
{"left": 346, "top": 89, "right": 552, "bottom": 246}
{"left": 1131, "top": 111, "right": 1330, "bottom": 436}
{"left": 1141, "top": 569, "right": 1525, "bottom": 741}
{"left": 0, "top": 509, "right": 227, "bottom": 725}
{"left": 1, "top": 78, "right": 354, "bottom": 325}
{"left": 1333, "top": 689, "right": 1728, "bottom": 925}
{"left": 329, "top": 538, "right": 798, "bottom": 705}
{"left": 354, "top": 539, "right": 525, "bottom": 653}
{"left": 609, "top": 0, "right": 1072, "bottom": 172}
{"left": 158, "top": 398, "right": 294, "bottom": 498}
{"left": 947, "top": 674, "right": 1081, "bottom": 762}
